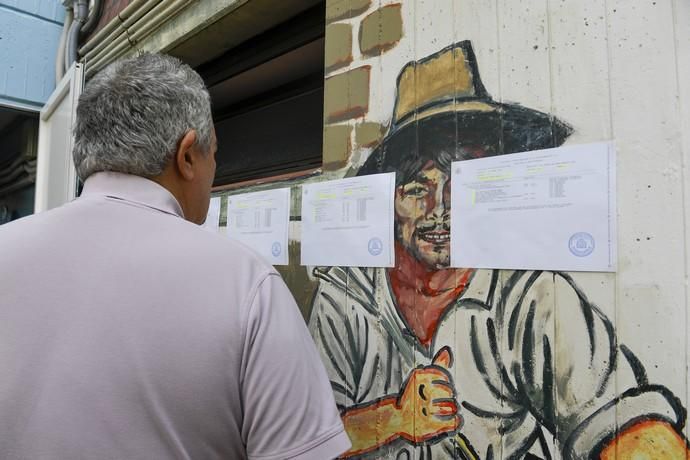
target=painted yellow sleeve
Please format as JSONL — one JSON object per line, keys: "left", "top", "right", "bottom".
{"left": 599, "top": 420, "right": 688, "bottom": 460}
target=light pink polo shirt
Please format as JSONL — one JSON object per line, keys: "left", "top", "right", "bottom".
{"left": 0, "top": 172, "right": 350, "bottom": 460}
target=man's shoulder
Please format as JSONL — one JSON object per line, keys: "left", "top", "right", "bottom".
{"left": 1, "top": 200, "right": 277, "bottom": 285}
{"left": 0, "top": 207, "right": 53, "bottom": 234}
{"left": 0, "top": 206, "right": 69, "bottom": 257}
{"left": 158, "top": 216, "right": 278, "bottom": 277}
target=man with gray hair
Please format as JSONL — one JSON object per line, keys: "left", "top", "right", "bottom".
{"left": 0, "top": 53, "right": 350, "bottom": 459}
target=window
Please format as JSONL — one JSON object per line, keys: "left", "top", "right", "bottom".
{"left": 196, "top": 3, "right": 325, "bottom": 187}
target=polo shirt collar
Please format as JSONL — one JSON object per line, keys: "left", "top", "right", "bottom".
{"left": 80, "top": 172, "right": 185, "bottom": 219}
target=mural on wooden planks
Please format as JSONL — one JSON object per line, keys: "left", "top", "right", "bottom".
{"left": 308, "top": 40, "right": 688, "bottom": 459}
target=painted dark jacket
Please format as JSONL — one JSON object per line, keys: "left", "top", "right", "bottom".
{"left": 308, "top": 267, "right": 684, "bottom": 460}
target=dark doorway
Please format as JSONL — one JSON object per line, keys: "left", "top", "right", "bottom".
{"left": 196, "top": 3, "right": 325, "bottom": 186}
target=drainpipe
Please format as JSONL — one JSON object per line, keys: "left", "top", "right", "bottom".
{"left": 65, "top": 0, "right": 89, "bottom": 69}
{"left": 55, "top": 4, "right": 74, "bottom": 84}
{"left": 80, "top": 0, "right": 103, "bottom": 39}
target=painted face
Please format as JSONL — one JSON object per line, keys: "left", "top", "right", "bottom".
{"left": 394, "top": 161, "right": 451, "bottom": 270}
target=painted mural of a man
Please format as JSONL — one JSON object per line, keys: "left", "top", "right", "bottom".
{"left": 309, "top": 41, "right": 688, "bottom": 459}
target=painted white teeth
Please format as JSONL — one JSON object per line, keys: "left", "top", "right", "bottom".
{"left": 421, "top": 233, "right": 450, "bottom": 242}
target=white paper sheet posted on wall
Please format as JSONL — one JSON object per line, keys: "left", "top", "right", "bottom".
{"left": 226, "top": 188, "right": 291, "bottom": 266}
{"left": 451, "top": 142, "right": 617, "bottom": 272}
{"left": 301, "top": 173, "right": 395, "bottom": 267}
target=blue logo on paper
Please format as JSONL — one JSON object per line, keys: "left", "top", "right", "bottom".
{"left": 271, "top": 242, "right": 282, "bottom": 257}
{"left": 569, "top": 232, "right": 595, "bottom": 257}
{"left": 368, "top": 237, "right": 383, "bottom": 256}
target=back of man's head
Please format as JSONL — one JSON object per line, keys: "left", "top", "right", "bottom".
{"left": 72, "top": 53, "right": 212, "bottom": 181}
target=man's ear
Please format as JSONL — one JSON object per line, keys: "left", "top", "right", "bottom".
{"left": 174, "top": 130, "right": 198, "bottom": 181}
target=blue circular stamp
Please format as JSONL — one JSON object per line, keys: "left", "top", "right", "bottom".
{"left": 368, "top": 237, "right": 383, "bottom": 256}
{"left": 569, "top": 232, "right": 595, "bottom": 257}
{"left": 271, "top": 242, "right": 282, "bottom": 257}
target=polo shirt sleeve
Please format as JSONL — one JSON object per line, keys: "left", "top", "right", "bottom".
{"left": 240, "top": 272, "right": 351, "bottom": 460}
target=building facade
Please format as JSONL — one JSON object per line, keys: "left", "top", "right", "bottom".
{"left": 42, "top": 0, "right": 690, "bottom": 458}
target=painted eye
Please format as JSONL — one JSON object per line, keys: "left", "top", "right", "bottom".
{"left": 403, "top": 185, "right": 427, "bottom": 197}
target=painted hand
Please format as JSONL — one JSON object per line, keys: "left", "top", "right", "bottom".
{"left": 396, "top": 346, "right": 461, "bottom": 444}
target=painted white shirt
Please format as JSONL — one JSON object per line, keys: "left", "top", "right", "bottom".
{"left": 309, "top": 266, "right": 682, "bottom": 459}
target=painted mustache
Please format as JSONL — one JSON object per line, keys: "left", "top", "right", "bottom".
{"left": 416, "top": 222, "right": 451, "bottom": 244}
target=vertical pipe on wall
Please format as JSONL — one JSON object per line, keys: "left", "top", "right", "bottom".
{"left": 65, "top": 0, "right": 89, "bottom": 68}
{"left": 80, "top": 0, "right": 104, "bottom": 38}
{"left": 55, "top": 6, "right": 74, "bottom": 84}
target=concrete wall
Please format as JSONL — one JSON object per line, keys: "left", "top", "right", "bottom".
{"left": 0, "top": 0, "right": 64, "bottom": 110}
{"left": 216, "top": 0, "right": 690, "bottom": 458}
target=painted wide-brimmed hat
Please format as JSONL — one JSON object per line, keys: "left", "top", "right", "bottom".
{"left": 364, "top": 40, "right": 572, "bottom": 169}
